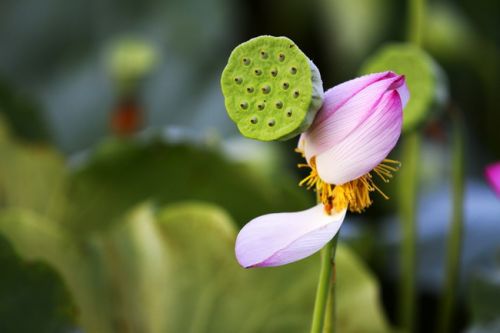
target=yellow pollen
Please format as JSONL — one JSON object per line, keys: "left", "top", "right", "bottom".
{"left": 298, "top": 157, "right": 401, "bottom": 214}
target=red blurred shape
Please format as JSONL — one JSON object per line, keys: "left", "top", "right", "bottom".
{"left": 110, "top": 97, "right": 143, "bottom": 136}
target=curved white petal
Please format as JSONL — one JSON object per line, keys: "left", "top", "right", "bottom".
{"left": 303, "top": 73, "right": 404, "bottom": 162}
{"left": 315, "top": 90, "right": 403, "bottom": 185}
{"left": 235, "top": 204, "right": 347, "bottom": 268}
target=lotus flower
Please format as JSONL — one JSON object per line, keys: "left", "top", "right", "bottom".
{"left": 236, "top": 71, "right": 409, "bottom": 268}
{"left": 485, "top": 162, "right": 500, "bottom": 197}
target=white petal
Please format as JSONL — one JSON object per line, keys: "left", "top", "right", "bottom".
{"left": 235, "top": 204, "right": 347, "bottom": 268}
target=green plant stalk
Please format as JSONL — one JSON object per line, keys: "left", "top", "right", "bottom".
{"left": 398, "top": 132, "right": 420, "bottom": 332}
{"left": 310, "top": 233, "right": 339, "bottom": 333}
{"left": 437, "top": 114, "right": 465, "bottom": 333}
{"left": 322, "top": 236, "right": 339, "bottom": 333}
{"left": 407, "top": 0, "right": 425, "bottom": 47}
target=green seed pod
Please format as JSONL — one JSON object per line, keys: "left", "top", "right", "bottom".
{"left": 221, "top": 36, "right": 323, "bottom": 141}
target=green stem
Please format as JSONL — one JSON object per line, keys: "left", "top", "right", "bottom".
{"left": 310, "top": 234, "right": 339, "bottom": 333}
{"left": 399, "top": 132, "right": 421, "bottom": 333}
{"left": 437, "top": 113, "right": 465, "bottom": 333}
{"left": 322, "top": 237, "right": 339, "bottom": 333}
{"left": 407, "top": 0, "right": 425, "bottom": 47}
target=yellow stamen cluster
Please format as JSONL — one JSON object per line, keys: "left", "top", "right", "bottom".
{"left": 298, "top": 156, "right": 401, "bottom": 214}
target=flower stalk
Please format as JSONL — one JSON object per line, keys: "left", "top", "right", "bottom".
{"left": 437, "top": 111, "right": 465, "bottom": 333}
{"left": 407, "top": 0, "right": 425, "bottom": 47}
{"left": 310, "top": 234, "right": 339, "bottom": 333}
{"left": 321, "top": 236, "right": 339, "bottom": 333}
{"left": 398, "top": 133, "right": 420, "bottom": 332}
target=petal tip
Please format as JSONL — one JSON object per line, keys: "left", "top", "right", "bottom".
{"left": 388, "top": 74, "right": 406, "bottom": 90}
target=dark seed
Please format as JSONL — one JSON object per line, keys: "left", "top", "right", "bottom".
{"left": 286, "top": 109, "right": 293, "bottom": 117}
{"left": 290, "top": 67, "right": 297, "bottom": 74}
{"left": 254, "top": 69, "right": 262, "bottom": 76}
{"left": 250, "top": 117, "right": 258, "bottom": 124}
{"left": 262, "top": 85, "right": 271, "bottom": 94}
{"left": 257, "top": 103, "right": 265, "bottom": 110}
{"left": 234, "top": 77, "right": 242, "bottom": 84}
{"left": 278, "top": 53, "right": 285, "bottom": 62}
{"left": 246, "top": 87, "right": 254, "bottom": 93}
{"left": 271, "top": 69, "right": 278, "bottom": 77}
{"left": 282, "top": 82, "right": 289, "bottom": 90}
{"left": 243, "top": 58, "right": 251, "bottom": 65}
{"left": 260, "top": 51, "right": 268, "bottom": 59}
{"left": 275, "top": 101, "right": 283, "bottom": 109}
{"left": 268, "top": 119, "right": 275, "bottom": 127}
{"left": 240, "top": 102, "right": 248, "bottom": 109}
{"left": 293, "top": 90, "right": 300, "bottom": 98}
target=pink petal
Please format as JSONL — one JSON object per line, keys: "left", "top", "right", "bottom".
{"left": 485, "top": 162, "right": 500, "bottom": 197}
{"left": 313, "top": 71, "right": 396, "bottom": 124}
{"left": 235, "top": 204, "right": 346, "bottom": 268}
{"left": 303, "top": 73, "right": 405, "bottom": 162}
{"left": 315, "top": 89, "right": 403, "bottom": 185}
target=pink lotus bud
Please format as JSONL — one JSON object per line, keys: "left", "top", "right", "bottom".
{"left": 300, "top": 71, "right": 408, "bottom": 185}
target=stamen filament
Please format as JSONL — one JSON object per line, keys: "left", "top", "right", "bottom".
{"left": 298, "top": 157, "right": 400, "bottom": 214}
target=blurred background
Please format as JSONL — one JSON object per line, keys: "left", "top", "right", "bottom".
{"left": 0, "top": 0, "right": 499, "bottom": 332}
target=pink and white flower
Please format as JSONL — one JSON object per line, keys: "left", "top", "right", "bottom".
{"left": 236, "top": 71, "right": 409, "bottom": 268}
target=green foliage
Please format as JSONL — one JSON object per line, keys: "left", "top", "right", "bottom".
{"left": 0, "top": 202, "right": 392, "bottom": 333}
{"left": 468, "top": 269, "right": 500, "bottom": 327}
{"left": 0, "top": 209, "right": 116, "bottom": 332}
{"left": 221, "top": 36, "right": 323, "bottom": 141}
{"left": 0, "top": 235, "right": 75, "bottom": 333}
{"left": 156, "top": 202, "right": 317, "bottom": 333}
{"left": 361, "top": 43, "right": 448, "bottom": 132}
{"left": 423, "top": 3, "right": 477, "bottom": 63}
{"left": 0, "top": 80, "right": 49, "bottom": 142}
{"left": 65, "top": 137, "right": 312, "bottom": 233}
{"left": 317, "top": 0, "right": 392, "bottom": 74}
{"left": 0, "top": 122, "right": 390, "bottom": 332}
{"left": 335, "top": 244, "right": 393, "bottom": 332}
{"left": 0, "top": 119, "right": 66, "bottom": 220}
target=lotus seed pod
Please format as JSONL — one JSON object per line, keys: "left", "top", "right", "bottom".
{"left": 221, "top": 36, "right": 324, "bottom": 141}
